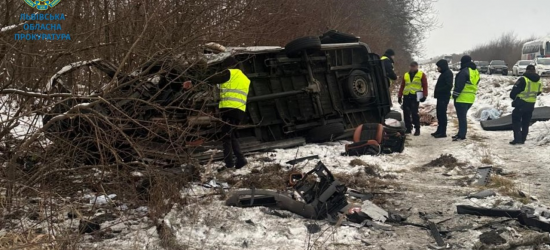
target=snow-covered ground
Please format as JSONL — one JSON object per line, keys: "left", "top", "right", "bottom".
{"left": 80, "top": 68, "right": 550, "bottom": 249}
{"left": 2, "top": 67, "right": 550, "bottom": 249}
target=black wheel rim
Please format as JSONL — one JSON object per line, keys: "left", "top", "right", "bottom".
{"left": 352, "top": 76, "right": 369, "bottom": 96}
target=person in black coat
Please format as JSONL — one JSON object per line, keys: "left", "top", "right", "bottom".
{"left": 381, "top": 49, "right": 398, "bottom": 85}
{"left": 432, "top": 59, "right": 454, "bottom": 138}
{"left": 509, "top": 65, "right": 542, "bottom": 145}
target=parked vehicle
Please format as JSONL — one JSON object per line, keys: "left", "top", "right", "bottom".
{"left": 476, "top": 61, "right": 489, "bottom": 74}
{"left": 451, "top": 62, "right": 461, "bottom": 71}
{"left": 522, "top": 38, "right": 550, "bottom": 60}
{"left": 43, "top": 32, "right": 397, "bottom": 163}
{"left": 535, "top": 58, "right": 550, "bottom": 76}
{"left": 488, "top": 60, "right": 508, "bottom": 75}
{"left": 512, "top": 60, "right": 534, "bottom": 76}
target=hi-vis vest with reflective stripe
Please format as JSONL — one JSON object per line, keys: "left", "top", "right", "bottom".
{"left": 381, "top": 56, "right": 394, "bottom": 84}
{"left": 219, "top": 69, "right": 251, "bottom": 112}
{"left": 381, "top": 56, "right": 394, "bottom": 70}
{"left": 518, "top": 77, "right": 542, "bottom": 103}
{"left": 403, "top": 71, "right": 424, "bottom": 95}
{"left": 455, "top": 68, "right": 480, "bottom": 104}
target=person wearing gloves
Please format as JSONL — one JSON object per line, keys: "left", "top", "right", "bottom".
{"left": 509, "top": 65, "right": 542, "bottom": 145}
{"left": 452, "top": 55, "right": 480, "bottom": 141}
{"left": 432, "top": 59, "right": 454, "bottom": 138}
{"left": 398, "top": 61, "right": 428, "bottom": 136}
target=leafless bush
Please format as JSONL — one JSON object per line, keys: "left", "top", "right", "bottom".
{"left": 0, "top": 0, "right": 437, "bottom": 248}
{"left": 468, "top": 32, "right": 535, "bottom": 66}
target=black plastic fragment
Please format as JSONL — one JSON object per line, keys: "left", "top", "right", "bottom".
{"left": 286, "top": 155, "right": 319, "bottom": 165}
{"left": 428, "top": 221, "right": 445, "bottom": 247}
{"left": 457, "top": 205, "right": 522, "bottom": 218}
{"left": 518, "top": 213, "right": 550, "bottom": 233}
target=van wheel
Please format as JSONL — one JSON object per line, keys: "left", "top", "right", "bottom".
{"left": 306, "top": 123, "right": 345, "bottom": 143}
{"left": 285, "top": 37, "right": 322, "bottom": 58}
{"left": 345, "top": 70, "right": 373, "bottom": 104}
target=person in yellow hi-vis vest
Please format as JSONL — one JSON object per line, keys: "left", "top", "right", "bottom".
{"left": 183, "top": 57, "right": 251, "bottom": 170}
{"left": 452, "top": 55, "right": 480, "bottom": 141}
{"left": 397, "top": 61, "right": 428, "bottom": 136}
{"left": 509, "top": 65, "right": 542, "bottom": 145}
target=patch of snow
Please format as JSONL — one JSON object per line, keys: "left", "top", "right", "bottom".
{"left": 46, "top": 59, "right": 102, "bottom": 92}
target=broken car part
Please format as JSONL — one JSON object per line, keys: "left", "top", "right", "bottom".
{"left": 473, "top": 166, "right": 492, "bottom": 186}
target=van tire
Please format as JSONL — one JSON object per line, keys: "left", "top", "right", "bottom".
{"left": 344, "top": 70, "right": 373, "bottom": 104}
{"left": 320, "top": 30, "right": 359, "bottom": 44}
{"left": 285, "top": 37, "right": 321, "bottom": 58}
{"left": 307, "top": 123, "right": 345, "bottom": 143}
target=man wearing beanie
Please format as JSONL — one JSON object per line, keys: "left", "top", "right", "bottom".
{"left": 381, "top": 49, "right": 398, "bottom": 86}
{"left": 452, "top": 55, "right": 480, "bottom": 141}
{"left": 509, "top": 64, "right": 542, "bottom": 145}
{"left": 432, "top": 59, "right": 454, "bottom": 138}
{"left": 398, "top": 61, "right": 428, "bottom": 136}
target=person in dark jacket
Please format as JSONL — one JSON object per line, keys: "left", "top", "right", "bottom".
{"left": 452, "top": 55, "right": 480, "bottom": 141}
{"left": 398, "top": 61, "right": 428, "bottom": 136}
{"left": 381, "top": 49, "right": 398, "bottom": 86}
{"left": 432, "top": 59, "right": 454, "bottom": 138}
{"left": 509, "top": 65, "right": 542, "bottom": 145}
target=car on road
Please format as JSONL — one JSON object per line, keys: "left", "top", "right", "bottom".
{"left": 476, "top": 61, "right": 489, "bottom": 74}
{"left": 43, "top": 32, "right": 398, "bottom": 163}
{"left": 451, "top": 62, "right": 461, "bottom": 71}
{"left": 488, "top": 60, "right": 508, "bottom": 75}
{"left": 535, "top": 58, "right": 550, "bottom": 76}
{"left": 512, "top": 60, "right": 534, "bottom": 76}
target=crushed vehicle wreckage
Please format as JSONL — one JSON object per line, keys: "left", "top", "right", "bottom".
{"left": 40, "top": 31, "right": 405, "bottom": 163}
{"left": 226, "top": 162, "right": 405, "bottom": 228}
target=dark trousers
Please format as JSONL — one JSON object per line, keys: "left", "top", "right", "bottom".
{"left": 454, "top": 102, "right": 472, "bottom": 138}
{"left": 436, "top": 97, "right": 450, "bottom": 135}
{"left": 220, "top": 108, "right": 245, "bottom": 167}
{"left": 512, "top": 107, "right": 534, "bottom": 142}
{"left": 403, "top": 95, "right": 420, "bottom": 131}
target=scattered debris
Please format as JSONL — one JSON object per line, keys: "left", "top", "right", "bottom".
{"left": 226, "top": 162, "right": 403, "bottom": 230}
{"left": 423, "top": 154, "right": 465, "bottom": 169}
{"left": 361, "top": 200, "right": 389, "bottom": 222}
{"left": 458, "top": 204, "right": 550, "bottom": 233}
{"left": 286, "top": 155, "right": 319, "bottom": 165}
{"left": 305, "top": 223, "right": 321, "bottom": 234}
{"left": 427, "top": 221, "right": 446, "bottom": 247}
{"left": 468, "top": 190, "right": 496, "bottom": 199}
{"left": 473, "top": 166, "right": 493, "bottom": 186}
{"left": 79, "top": 220, "right": 100, "bottom": 234}
{"left": 202, "top": 180, "right": 230, "bottom": 189}
{"left": 479, "top": 230, "right": 506, "bottom": 245}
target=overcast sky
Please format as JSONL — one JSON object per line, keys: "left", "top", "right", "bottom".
{"left": 421, "top": 0, "right": 550, "bottom": 60}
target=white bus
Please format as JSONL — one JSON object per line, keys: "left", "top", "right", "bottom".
{"left": 522, "top": 38, "right": 550, "bottom": 60}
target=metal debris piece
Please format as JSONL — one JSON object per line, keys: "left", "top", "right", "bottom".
{"left": 361, "top": 200, "right": 389, "bottom": 222}
{"left": 473, "top": 166, "right": 493, "bottom": 186}
{"left": 468, "top": 190, "right": 496, "bottom": 199}
{"left": 286, "top": 155, "right": 319, "bottom": 165}
{"left": 428, "top": 221, "right": 445, "bottom": 247}
{"left": 518, "top": 213, "right": 550, "bottom": 233}
{"left": 457, "top": 205, "right": 522, "bottom": 218}
{"left": 347, "top": 189, "right": 374, "bottom": 201}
